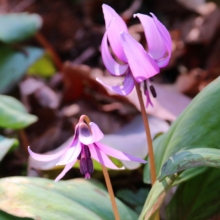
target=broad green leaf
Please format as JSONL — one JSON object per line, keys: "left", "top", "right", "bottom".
{"left": 144, "top": 77, "right": 220, "bottom": 184}
{"left": 159, "top": 148, "right": 220, "bottom": 181}
{"left": 0, "top": 135, "right": 18, "bottom": 161}
{"left": 0, "top": 95, "right": 37, "bottom": 129}
{"left": 0, "top": 13, "right": 42, "bottom": 43}
{"left": 27, "top": 53, "right": 56, "bottom": 77}
{"left": 139, "top": 174, "right": 178, "bottom": 220}
{"left": 0, "top": 177, "right": 137, "bottom": 220}
{"left": 0, "top": 45, "right": 44, "bottom": 93}
{"left": 165, "top": 168, "right": 220, "bottom": 220}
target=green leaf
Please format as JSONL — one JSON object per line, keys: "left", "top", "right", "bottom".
{"left": 0, "top": 135, "right": 18, "bottom": 161}
{"left": 144, "top": 77, "right": 220, "bottom": 184}
{"left": 27, "top": 53, "right": 56, "bottom": 77}
{"left": 0, "top": 13, "right": 42, "bottom": 43}
{"left": 0, "top": 177, "right": 137, "bottom": 220}
{"left": 138, "top": 174, "right": 178, "bottom": 220}
{"left": 0, "top": 95, "right": 37, "bottom": 129}
{"left": 0, "top": 45, "right": 44, "bottom": 93}
{"left": 165, "top": 168, "right": 220, "bottom": 220}
{"left": 159, "top": 148, "right": 220, "bottom": 181}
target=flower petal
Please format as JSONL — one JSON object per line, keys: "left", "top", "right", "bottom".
{"left": 120, "top": 32, "right": 160, "bottom": 83}
{"left": 57, "top": 140, "right": 82, "bottom": 165}
{"left": 150, "top": 13, "right": 172, "bottom": 68}
{"left": 102, "top": 4, "right": 128, "bottom": 62}
{"left": 54, "top": 160, "right": 77, "bottom": 182}
{"left": 28, "top": 143, "right": 71, "bottom": 162}
{"left": 90, "top": 144, "right": 124, "bottom": 170}
{"left": 96, "top": 70, "right": 135, "bottom": 96}
{"left": 89, "top": 122, "right": 104, "bottom": 142}
{"left": 78, "top": 122, "right": 93, "bottom": 145}
{"left": 101, "top": 32, "right": 128, "bottom": 76}
{"left": 150, "top": 13, "right": 172, "bottom": 52}
{"left": 135, "top": 13, "right": 166, "bottom": 60}
{"left": 94, "top": 142, "right": 146, "bottom": 164}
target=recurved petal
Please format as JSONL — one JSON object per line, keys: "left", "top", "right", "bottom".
{"left": 90, "top": 144, "right": 124, "bottom": 170}
{"left": 78, "top": 122, "right": 93, "bottom": 145}
{"left": 102, "top": 4, "right": 128, "bottom": 62}
{"left": 150, "top": 13, "right": 172, "bottom": 52}
{"left": 28, "top": 143, "right": 71, "bottom": 162}
{"left": 101, "top": 32, "right": 128, "bottom": 76}
{"left": 120, "top": 32, "right": 160, "bottom": 82}
{"left": 89, "top": 122, "right": 104, "bottom": 142}
{"left": 96, "top": 70, "right": 135, "bottom": 96}
{"left": 94, "top": 142, "right": 146, "bottom": 164}
{"left": 135, "top": 13, "right": 166, "bottom": 60}
{"left": 56, "top": 140, "right": 82, "bottom": 165}
{"left": 54, "top": 160, "right": 77, "bottom": 182}
{"left": 156, "top": 52, "right": 171, "bottom": 68}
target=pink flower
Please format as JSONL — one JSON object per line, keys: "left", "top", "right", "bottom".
{"left": 97, "top": 4, "right": 172, "bottom": 105}
{"left": 28, "top": 115, "right": 146, "bottom": 182}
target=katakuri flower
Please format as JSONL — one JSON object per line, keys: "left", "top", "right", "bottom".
{"left": 28, "top": 115, "right": 146, "bottom": 182}
{"left": 97, "top": 4, "right": 172, "bottom": 106}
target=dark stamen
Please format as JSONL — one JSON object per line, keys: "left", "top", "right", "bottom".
{"left": 150, "top": 85, "right": 157, "bottom": 98}
{"left": 84, "top": 145, "right": 91, "bottom": 158}
{"left": 86, "top": 158, "right": 94, "bottom": 174}
{"left": 144, "top": 80, "right": 147, "bottom": 92}
{"left": 80, "top": 158, "right": 87, "bottom": 175}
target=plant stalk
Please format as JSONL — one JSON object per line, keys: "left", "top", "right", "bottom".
{"left": 135, "top": 83, "right": 157, "bottom": 184}
{"left": 101, "top": 165, "right": 120, "bottom": 220}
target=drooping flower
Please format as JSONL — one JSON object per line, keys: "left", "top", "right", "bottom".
{"left": 28, "top": 115, "right": 146, "bottom": 182}
{"left": 97, "top": 4, "right": 172, "bottom": 105}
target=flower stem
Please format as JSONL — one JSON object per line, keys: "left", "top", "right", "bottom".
{"left": 135, "top": 83, "right": 157, "bottom": 184}
{"left": 101, "top": 165, "right": 120, "bottom": 220}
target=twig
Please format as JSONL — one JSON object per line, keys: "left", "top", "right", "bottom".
{"left": 35, "top": 32, "right": 63, "bottom": 71}
{"left": 135, "top": 83, "right": 157, "bottom": 184}
{"left": 102, "top": 165, "right": 120, "bottom": 220}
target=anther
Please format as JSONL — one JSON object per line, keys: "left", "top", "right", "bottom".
{"left": 149, "top": 85, "right": 157, "bottom": 98}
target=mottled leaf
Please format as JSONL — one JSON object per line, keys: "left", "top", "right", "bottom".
{"left": 159, "top": 148, "right": 220, "bottom": 181}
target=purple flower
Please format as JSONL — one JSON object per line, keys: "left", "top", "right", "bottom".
{"left": 28, "top": 115, "right": 146, "bottom": 182}
{"left": 97, "top": 4, "right": 172, "bottom": 104}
